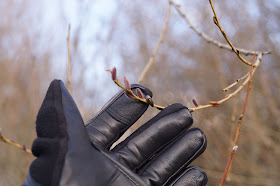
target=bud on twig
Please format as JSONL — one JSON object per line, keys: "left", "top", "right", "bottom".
{"left": 232, "top": 146, "right": 238, "bottom": 152}
{"left": 192, "top": 99, "right": 199, "bottom": 107}
{"left": 213, "top": 16, "right": 218, "bottom": 26}
{"left": 136, "top": 88, "right": 145, "bottom": 99}
{"left": 124, "top": 76, "right": 131, "bottom": 90}
{"left": 209, "top": 101, "right": 219, "bottom": 106}
{"left": 125, "top": 92, "right": 135, "bottom": 99}
{"left": 23, "top": 144, "right": 27, "bottom": 152}
{"left": 112, "top": 67, "right": 117, "bottom": 81}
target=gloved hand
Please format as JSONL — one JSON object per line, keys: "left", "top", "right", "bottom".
{"left": 23, "top": 80, "right": 207, "bottom": 186}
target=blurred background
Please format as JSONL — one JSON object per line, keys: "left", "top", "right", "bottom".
{"left": 0, "top": 0, "right": 279, "bottom": 185}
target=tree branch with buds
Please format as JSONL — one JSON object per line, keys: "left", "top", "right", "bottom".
{"left": 169, "top": 0, "right": 270, "bottom": 57}
{"left": 107, "top": 52, "right": 260, "bottom": 113}
{"left": 0, "top": 128, "right": 32, "bottom": 154}
{"left": 107, "top": 67, "right": 165, "bottom": 110}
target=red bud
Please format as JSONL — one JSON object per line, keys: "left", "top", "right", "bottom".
{"left": 124, "top": 76, "right": 131, "bottom": 90}
{"left": 112, "top": 67, "right": 117, "bottom": 81}
{"left": 23, "top": 144, "right": 26, "bottom": 151}
{"left": 136, "top": 88, "right": 145, "bottom": 99}
{"left": 192, "top": 99, "right": 199, "bottom": 107}
{"left": 126, "top": 92, "right": 135, "bottom": 99}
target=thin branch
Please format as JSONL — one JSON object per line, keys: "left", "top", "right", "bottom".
{"left": 189, "top": 53, "right": 261, "bottom": 112}
{"left": 169, "top": 0, "right": 270, "bottom": 56}
{"left": 220, "top": 53, "right": 257, "bottom": 186}
{"left": 226, "top": 106, "right": 237, "bottom": 182}
{"left": 220, "top": 146, "right": 238, "bottom": 186}
{"left": 109, "top": 53, "right": 261, "bottom": 112}
{"left": 114, "top": 79, "right": 165, "bottom": 110}
{"left": 138, "top": 2, "right": 171, "bottom": 84}
{"left": 223, "top": 72, "right": 249, "bottom": 92}
{"left": 67, "top": 24, "right": 72, "bottom": 94}
{"left": 0, "top": 128, "right": 32, "bottom": 154}
{"left": 209, "top": 0, "right": 259, "bottom": 66}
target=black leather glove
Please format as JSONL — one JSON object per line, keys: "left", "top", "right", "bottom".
{"left": 23, "top": 80, "right": 207, "bottom": 186}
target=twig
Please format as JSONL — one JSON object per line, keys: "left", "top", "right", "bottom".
{"left": 220, "top": 53, "right": 257, "bottom": 186}
{"left": 169, "top": 0, "right": 270, "bottom": 56}
{"left": 67, "top": 24, "right": 72, "bottom": 94}
{"left": 108, "top": 53, "right": 261, "bottom": 112}
{"left": 189, "top": 53, "right": 261, "bottom": 112}
{"left": 220, "top": 146, "right": 238, "bottom": 186}
{"left": 138, "top": 2, "right": 171, "bottom": 84}
{"left": 223, "top": 72, "right": 249, "bottom": 92}
{"left": 114, "top": 79, "right": 165, "bottom": 110}
{"left": 226, "top": 106, "right": 237, "bottom": 182}
{"left": 209, "top": 0, "right": 259, "bottom": 66}
{"left": 0, "top": 128, "right": 32, "bottom": 154}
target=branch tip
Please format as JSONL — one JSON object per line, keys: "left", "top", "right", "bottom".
{"left": 146, "top": 95, "right": 154, "bottom": 106}
{"left": 112, "top": 67, "right": 117, "bottom": 81}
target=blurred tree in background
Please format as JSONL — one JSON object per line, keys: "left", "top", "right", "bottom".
{"left": 0, "top": 0, "right": 279, "bottom": 185}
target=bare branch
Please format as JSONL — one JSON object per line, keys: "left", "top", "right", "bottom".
{"left": 223, "top": 72, "right": 249, "bottom": 92}
{"left": 220, "top": 53, "right": 257, "bottom": 186}
{"left": 189, "top": 53, "right": 261, "bottom": 112}
{"left": 209, "top": 0, "right": 258, "bottom": 66}
{"left": 0, "top": 128, "right": 32, "bottom": 154}
{"left": 169, "top": 0, "right": 270, "bottom": 57}
{"left": 138, "top": 2, "right": 171, "bottom": 84}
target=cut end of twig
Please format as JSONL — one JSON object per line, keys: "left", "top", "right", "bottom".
{"left": 146, "top": 95, "right": 154, "bottom": 106}
{"left": 136, "top": 88, "right": 145, "bottom": 99}
{"left": 232, "top": 146, "right": 238, "bottom": 152}
{"left": 192, "top": 99, "right": 199, "bottom": 107}
{"left": 124, "top": 76, "right": 131, "bottom": 90}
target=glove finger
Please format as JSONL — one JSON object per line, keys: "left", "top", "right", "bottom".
{"left": 30, "top": 80, "right": 69, "bottom": 185}
{"left": 30, "top": 80, "right": 99, "bottom": 185}
{"left": 85, "top": 84, "right": 152, "bottom": 150}
{"left": 140, "top": 128, "right": 207, "bottom": 186}
{"left": 112, "top": 103, "right": 193, "bottom": 170}
{"left": 168, "top": 167, "right": 207, "bottom": 186}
